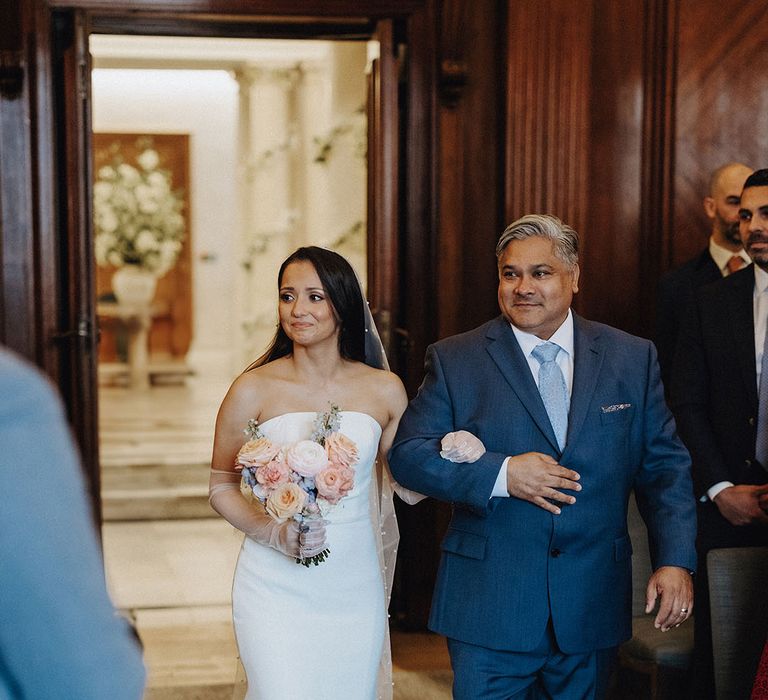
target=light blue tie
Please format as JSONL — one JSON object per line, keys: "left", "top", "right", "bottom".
{"left": 531, "top": 342, "right": 569, "bottom": 450}
{"left": 756, "top": 324, "right": 768, "bottom": 470}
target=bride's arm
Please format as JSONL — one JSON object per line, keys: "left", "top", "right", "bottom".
{"left": 377, "top": 374, "right": 486, "bottom": 503}
{"left": 378, "top": 372, "right": 427, "bottom": 505}
{"left": 439, "top": 430, "right": 486, "bottom": 463}
{"left": 209, "top": 376, "right": 325, "bottom": 557}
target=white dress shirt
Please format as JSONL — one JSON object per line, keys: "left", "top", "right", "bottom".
{"left": 706, "top": 265, "right": 768, "bottom": 501}
{"left": 491, "top": 310, "right": 575, "bottom": 498}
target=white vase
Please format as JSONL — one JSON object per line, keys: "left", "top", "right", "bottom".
{"left": 112, "top": 266, "right": 157, "bottom": 306}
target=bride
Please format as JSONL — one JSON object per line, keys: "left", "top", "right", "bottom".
{"left": 209, "top": 246, "right": 482, "bottom": 699}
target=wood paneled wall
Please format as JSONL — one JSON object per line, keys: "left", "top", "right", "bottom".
{"left": 502, "top": 0, "right": 654, "bottom": 334}
{"left": 435, "top": 0, "right": 504, "bottom": 338}
{"left": 672, "top": 0, "right": 768, "bottom": 267}
{"left": 504, "top": 1, "right": 592, "bottom": 231}
{"left": 496, "top": 0, "right": 768, "bottom": 338}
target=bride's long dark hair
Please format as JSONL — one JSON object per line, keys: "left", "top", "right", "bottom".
{"left": 247, "top": 246, "right": 366, "bottom": 370}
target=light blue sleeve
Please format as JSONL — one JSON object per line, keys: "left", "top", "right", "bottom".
{"left": 0, "top": 349, "right": 146, "bottom": 699}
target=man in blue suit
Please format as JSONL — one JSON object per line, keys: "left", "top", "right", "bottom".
{"left": 389, "top": 214, "right": 697, "bottom": 699}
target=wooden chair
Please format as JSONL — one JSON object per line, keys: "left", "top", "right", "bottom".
{"left": 707, "top": 547, "right": 768, "bottom": 700}
{"left": 613, "top": 492, "right": 693, "bottom": 699}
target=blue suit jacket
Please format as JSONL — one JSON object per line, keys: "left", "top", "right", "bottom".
{"left": 389, "top": 314, "right": 696, "bottom": 654}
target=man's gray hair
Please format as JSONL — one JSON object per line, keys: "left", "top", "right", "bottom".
{"left": 496, "top": 214, "right": 579, "bottom": 267}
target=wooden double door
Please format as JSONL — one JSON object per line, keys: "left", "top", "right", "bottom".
{"left": 9, "top": 0, "right": 440, "bottom": 628}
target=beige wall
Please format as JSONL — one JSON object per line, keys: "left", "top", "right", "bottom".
{"left": 91, "top": 39, "right": 368, "bottom": 376}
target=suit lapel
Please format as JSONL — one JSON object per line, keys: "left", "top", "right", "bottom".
{"left": 693, "top": 249, "right": 721, "bottom": 287}
{"left": 561, "top": 315, "right": 604, "bottom": 460}
{"left": 726, "top": 267, "right": 758, "bottom": 409}
{"left": 485, "top": 317, "right": 561, "bottom": 452}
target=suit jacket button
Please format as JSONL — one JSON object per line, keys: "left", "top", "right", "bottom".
{"left": 745, "top": 459, "right": 752, "bottom": 467}
{"left": 749, "top": 417, "right": 755, "bottom": 426}
{"left": 550, "top": 548, "right": 561, "bottom": 558}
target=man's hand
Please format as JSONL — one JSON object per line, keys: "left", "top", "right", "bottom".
{"left": 505, "top": 452, "right": 581, "bottom": 514}
{"left": 713, "top": 485, "right": 768, "bottom": 526}
{"left": 645, "top": 566, "right": 693, "bottom": 631}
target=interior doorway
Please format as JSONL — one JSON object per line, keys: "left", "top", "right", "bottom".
{"left": 48, "top": 4, "right": 437, "bottom": 639}
{"left": 90, "top": 35, "right": 374, "bottom": 521}
{"left": 81, "top": 31, "right": 418, "bottom": 693}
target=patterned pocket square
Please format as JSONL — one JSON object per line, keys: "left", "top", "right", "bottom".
{"left": 601, "top": 403, "right": 632, "bottom": 413}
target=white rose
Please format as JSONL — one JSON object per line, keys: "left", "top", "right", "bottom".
{"left": 135, "top": 229, "right": 160, "bottom": 254}
{"left": 107, "top": 251, "right": 123, "bottom": 267}
{"left": 117, "top": 163, "right": 140, "bottom": 184}
{"left": 93, "top": 181, "right": 113, "bottom": 199}
{"left": 137, "top": 148, "right": 160, "bottom": 171}
{"left": 94, "top": 233, "right": 116, "bottom": 265}
{"left": 147, "top": 171, "right": 167, "bottom": 188}
{"left": 167, "top": 213, "right": 184, "bottom": 234}
{"left": 97, "top": 209, "right": 118, "bottom": 234}
{"left": 285, "top": 440, "right": 329, "bottom": 477}
{"left": 136, "top": 185, "right": 160, "bottom": 215}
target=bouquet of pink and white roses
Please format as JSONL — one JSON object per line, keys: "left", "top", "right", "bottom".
{"left": 235, "top": 405, "right": 357, "bottom": 566}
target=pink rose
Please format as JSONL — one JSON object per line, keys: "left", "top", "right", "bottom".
{"left": 316, "top": 465, "right": 355, "bottom": 504}
{"left": 286, "top": 440, "right": 329, "bottom": 477}
{"left": 235, "top": 437, "right": 280, "bottom": 470}
{"left": 255, "top": 458, "right": 291, "bottom": 491}
{"left": 265, "top": 482, "right": 307, "bottom": 521}
{"left": 325, "top": 432, "right": 359, "bottom": 470}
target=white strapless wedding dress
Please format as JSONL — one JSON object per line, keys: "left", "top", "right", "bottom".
{"left": 232, "top": 411, "right": 387, "bottom": 700}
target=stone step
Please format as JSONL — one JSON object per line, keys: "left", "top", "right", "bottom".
{"left": 102, "top": 486, "right": 216, "bottom": 521}
{"left": 101, "top": 462, "right": 217, "bottom": 521}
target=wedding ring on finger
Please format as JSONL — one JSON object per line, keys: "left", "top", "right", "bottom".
{"left": 680, "top": 608, "right": 688, "bottom": 614}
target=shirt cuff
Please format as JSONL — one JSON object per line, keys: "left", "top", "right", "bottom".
{"left": 705, "top": 481, "right": 734, "bottom": 502}
{"left": 491, "top": 457, "right": 511, "bottom": 498}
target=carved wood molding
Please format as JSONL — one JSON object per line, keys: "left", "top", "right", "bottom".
{"left": 639, "top": 0, "right": 678, "bottom": 286}
{"left": 439, "top": 58, "right": 468, "bottom": 109}
{"left": 438, "top": 0, "right": 468, "bottom": 108}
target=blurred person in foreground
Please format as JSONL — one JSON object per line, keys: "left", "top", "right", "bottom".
{"left": 0, "top": 346, "right": 145, "bottom": 699}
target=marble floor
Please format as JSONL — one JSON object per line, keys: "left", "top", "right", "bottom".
{"left": 98, "top": 369, "right": 451, "bottom": 699}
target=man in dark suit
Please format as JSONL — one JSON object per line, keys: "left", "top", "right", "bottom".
{"left": 389, "top": 214, "right": 697, "bottom": 699}
{"left": 656, "top": 162, "right": 753, "bottom": 388}
{"left": 670, "top": 169, "right": 768, "bottom": 699}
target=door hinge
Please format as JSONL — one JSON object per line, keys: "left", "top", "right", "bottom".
{"left": 51, "top": 317, "right": 96, "bottom": 343}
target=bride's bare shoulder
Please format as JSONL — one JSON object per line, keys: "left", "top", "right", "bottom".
{"left": 221, "top": 359, "right": 290, "bottom": 411}
{"left": 354, "top": 364, "right": 406, "bottom": 406}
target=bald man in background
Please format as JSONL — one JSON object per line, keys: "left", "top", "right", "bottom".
{"left": 656, "top": 162, "right": 753, "bottom": 390}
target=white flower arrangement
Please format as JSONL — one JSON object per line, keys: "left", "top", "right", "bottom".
{"left": 93, "top": 145, "right": 185, "bottom": 275}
